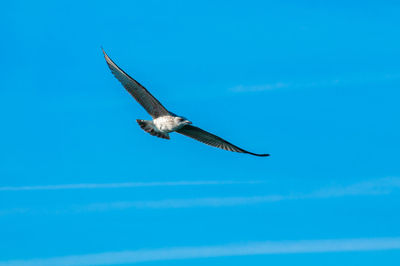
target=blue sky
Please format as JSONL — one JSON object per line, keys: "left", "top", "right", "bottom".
{"left": 1, "top": 0, "right": 400, "bottom": 265}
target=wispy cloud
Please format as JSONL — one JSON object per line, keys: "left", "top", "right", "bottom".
{"left": 78, "top": 177, "right": 400, "bottom": 212}
{"left": 1, "top": 237, "right": 399, "bottom": 266}
{"left": 231, "top": 82, "right": 289, "bottom": 92}
{"left": 311, "top": 177, "right": 400, "bottom": 198}
{"left": 230, "top": 72, "right": 400, "bottom": 92}
{"left": 1, "top": 177, "right": 399, "bottom": 216}
{"left": 0, "top": 180, "right": 263, "bottom": 192}
{"left": 80, "top": 195, "right": 285, "bottom": 212}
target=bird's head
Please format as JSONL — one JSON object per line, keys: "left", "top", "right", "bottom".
{"left": 175, "top": 116, "right": 192, "bottom": 126}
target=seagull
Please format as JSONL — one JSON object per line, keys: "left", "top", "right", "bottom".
{"left": 102, "top": 49, "right": 269, "bottom": 157}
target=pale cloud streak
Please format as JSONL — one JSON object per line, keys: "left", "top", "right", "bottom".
{"left": 1, "top": 177, "right": 399, "bottom": 215}
{"left": 0, "top": 180, "right": 263, "bottom": 192}
{"left": 79, "top": 177, "right": 400, "bottom": 212}
{"left": 231, "top": 82, "right": 289, "bottom": 92}
{"left": 1, "top": 237, "right": 399, "bottom": 266}
{"left": 230, "top": 72, "right": 400, "bottom": 92}
{"left": 80, "top": 195, "right": 285, "bottom": 212}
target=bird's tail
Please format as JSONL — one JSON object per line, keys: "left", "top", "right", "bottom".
{"left": 136, "top": 119, "right": 170, "bottom": 139}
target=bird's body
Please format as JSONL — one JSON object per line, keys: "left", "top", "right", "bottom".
{"left": 136, "top": 115, "right": 189, "bottom": 140}
{"left": 153, "top": 115, "right": 188, "bottom": 133}
{"left": 102, "top": 49, "right": 269, "bottom": 157}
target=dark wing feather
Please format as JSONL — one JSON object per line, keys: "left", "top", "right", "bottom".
{"left": 176, "top": 125, "right": 269, "bottom": 157}
{"left": 102, "top": 49, "right": 170, "bottom": 118}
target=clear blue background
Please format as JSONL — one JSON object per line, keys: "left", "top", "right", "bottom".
{"left": 1, "top": 0, "right": 400, "bottom": 265}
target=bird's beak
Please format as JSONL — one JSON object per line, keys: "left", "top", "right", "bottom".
{"left": 185, "top": 120, "right": 192, "bottom": 124}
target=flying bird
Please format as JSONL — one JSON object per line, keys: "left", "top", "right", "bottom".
{"left": 102, "top": 49, "right": 269, "bottom": 157}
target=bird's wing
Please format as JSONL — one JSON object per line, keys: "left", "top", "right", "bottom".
{"left": 176, "top": 125, "right": 269, "bottom": 157}
{"left": 102, "top": 49, "right": 170, "bottom": 118}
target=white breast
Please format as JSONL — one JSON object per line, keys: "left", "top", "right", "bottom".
{"left": 153, "top": 116, "right": 180, "bottom": 133}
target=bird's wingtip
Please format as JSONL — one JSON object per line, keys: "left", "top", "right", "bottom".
{"left": 101, "top": 48, "right": 113, "bottom": 64}
{"left": 250, "top": 153, "right": 270, "bottom": 157}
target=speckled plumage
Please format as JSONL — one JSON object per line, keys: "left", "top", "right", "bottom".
{"left": 153, "top": 116, "right": 187, "bottom": 133}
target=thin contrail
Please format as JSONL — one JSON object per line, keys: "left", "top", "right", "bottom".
{"left": 1, "top": 177, "right": 399, "bottom": 215}
{"left": 0, "top": 180, "right": 263, "bottom": 191}
{"left": 0, "top": 237, "right": 399, "bottom": 266}
{"left": 77, "top": 177, "right": 400, "bottom": 212}
{"left": 230, "top": 72, "right": 400, "bottom": 92}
